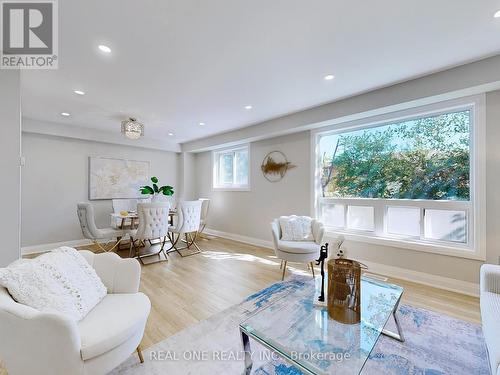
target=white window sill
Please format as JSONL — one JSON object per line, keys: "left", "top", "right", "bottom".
{"left": 324, "top": 229, "right": 485, "bottom": 261}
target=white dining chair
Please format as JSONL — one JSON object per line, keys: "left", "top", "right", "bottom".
{"left": 129, "top": 202, "right": 170, "bottom": 264}
{"left": 167, "top": 200, "right": 202, "bottom": 257}
{"left": 77, "top": 202, "right": 126, "bottom": 252}
{"left": 198, "top": 198, "right": 210, "bottom": 235}
{"left": 111, "top": 199, "right": 142, "bottom": 227}
{"left": 270, "top": 217, "right": 325, "bottom": 280}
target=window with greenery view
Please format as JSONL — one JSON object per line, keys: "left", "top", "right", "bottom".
{"left": 316, "top": 106, "right": 478, "bottom": 251}
{"left": 319, "top": 110, "right": 470, "bottom": 200}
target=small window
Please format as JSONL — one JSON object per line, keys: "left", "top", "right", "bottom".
{"left": 424, "top": 209, "right": 467, "bottom": 243}
{"left": 321, "top": 203, "right": 345, "bottom": 228}
{"left": 213, "top": 145, "right": 250, "bottom": 190}
{"left": 347, "top": 205, "right": 374, "bottom": 231}
{"left": 386, "top": 206, "right": 420, "bottom": 237}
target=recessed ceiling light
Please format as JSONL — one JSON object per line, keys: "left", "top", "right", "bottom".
{"left": 168, "top": 132, "right": 174, "bottom": 136}
{"left": 98, "top": 44, "right": 112, "bottom": 53}
{"left": 199, "top": 122, "right": 205, "bottom": 126}
{"left": 495, "top": 10, "right": 500, "bottom": 18}
{"left": 324, "top": 74, "right": 335, "bottom": 80}
{"left": 61, "top": 112, "right": 70, "bottom": 117}
{"left": 73, "top": 90, "right": 85, "bottom": 96}
{"left": 244, "top": 105, "right": 253, "bottom": 110}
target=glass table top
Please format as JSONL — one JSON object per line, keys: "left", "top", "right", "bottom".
{"left": 240, "top": 276, "right": 403, "bottom": 375}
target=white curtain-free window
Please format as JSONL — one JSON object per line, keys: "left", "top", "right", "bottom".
{"left": 312, "top": 95, "right": 486, "bottom": 260}
{"left": 213, "top": 145, "right": 250, "bottom": 190}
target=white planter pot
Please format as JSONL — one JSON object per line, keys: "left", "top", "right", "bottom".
{"left": 151, "top": 194, "right": 165, "bottom": 202}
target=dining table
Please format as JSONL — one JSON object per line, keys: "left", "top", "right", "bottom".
{"left": 110, "top": 210, "right": 177, "bottom": 229}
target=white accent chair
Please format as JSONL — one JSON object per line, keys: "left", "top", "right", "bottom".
{"left": 0, "top": 251, "right": 150, "bottom": 375}
{"left": 167, "top": 200, "right": 202, "bottom": 257}
{"left": 198, "top": 198, "right": 210, "bottom": 235}
{"left": 480, "top": 264, "right": 500, "bottom": 375}
{"left": 129, "top": 202, "right": 171, "bottom": 265}
{"left": 271, "top": 218, "right": 325, "bottom": 280}
{"left": 77, "top": 202, "right": 126, "bottom": 252}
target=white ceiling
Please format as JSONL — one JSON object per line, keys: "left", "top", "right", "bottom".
{"left": 21, "top": 0, "right": 500, "bottom": 145}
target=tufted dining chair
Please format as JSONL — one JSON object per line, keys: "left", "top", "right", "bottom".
{"left": 111, "top": 199, "right": 151, "bottom": 228}
{"left": 198, "top": 198, "right": 211, "bottom": 236}
{"left": 167, "top": 200, "right": 202, "bottom": 257}
{"left": 129, "top": 202, "right": 170, "bottom": 264}
{"left": 77, "top": 202, "right": 126, "bottom": 252}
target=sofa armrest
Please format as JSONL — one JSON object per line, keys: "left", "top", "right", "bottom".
{"left": 480, "top": 264, "right": 500, "bottom": 294}
{"left": 312, "top": 220, "right": 325, "bottom": 245}
{"left": 79, "top": 250, "right": 141, "bottom": 294}
{"left": 0, "top": 289, "right": 82, "bottom": 375}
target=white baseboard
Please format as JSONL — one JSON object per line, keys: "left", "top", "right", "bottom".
{"left": 361, "top": 260, "right": 479, "bottom": 297}
{"left": 21, "top": 239, "right": 93, "bottom": 255}
{"left": 205, "top": 228, "right": 274, "bottom": 250}
{"left": 205, "top": 228, "right": 480, "bottom": 297}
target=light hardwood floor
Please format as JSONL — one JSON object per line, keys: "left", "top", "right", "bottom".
{"left": 0, "top": 236, "right": 480, "bottom": 375}
{"left": 86, "top": 236, "right": 481, "bottom": 349}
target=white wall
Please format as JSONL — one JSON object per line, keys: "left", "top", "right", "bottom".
{"left": 21, "top": 132, "right": 178, "bottom": 249}
{"left": 194, "top": 90, "right": 500, "bottom": 285}
{"left": 177, "top": 152, "right": 196, "bottom": 200}
{"left": 195, "top": 132, "right": 310, "bottom": 241}
{"left": 0, "top": 71, "right": 21, "bottom": 266}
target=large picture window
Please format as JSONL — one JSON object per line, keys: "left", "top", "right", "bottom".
{"left": 313, "top": 96, "right": 485, "bottom": 259}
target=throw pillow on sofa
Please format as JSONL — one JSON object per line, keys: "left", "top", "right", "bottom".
{"left": 0, "top": 247, "right": 106, "bottom": 321}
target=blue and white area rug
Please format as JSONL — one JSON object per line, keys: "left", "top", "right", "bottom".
{"left": 112, "top": 276, "right": 489, "bottom": 375}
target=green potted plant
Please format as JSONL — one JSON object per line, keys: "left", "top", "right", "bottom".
{"left": 140, "top": 176, "right": 174, "bottom": 202}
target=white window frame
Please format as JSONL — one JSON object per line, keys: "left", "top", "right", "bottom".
{"left": 212, "top": 144, "right": 251, "bottom": 191}
{"left": 311, "top": 95, "right": 486, "bottom": 260}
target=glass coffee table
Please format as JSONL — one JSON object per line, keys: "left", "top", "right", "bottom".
{"left": 239, "top": 276, "right": 404, "bottom": 375}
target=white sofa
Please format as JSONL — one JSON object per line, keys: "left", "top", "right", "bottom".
{"left": 480, "top": 264, "right": 500, "bottom": 375}
{"left": 0, "top": 251, "right": 151, "bottom": 375}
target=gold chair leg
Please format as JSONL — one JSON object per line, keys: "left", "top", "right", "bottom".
{"left": 310, "top": 262, "right": 315, "bottom": 278}
{"left": 188, "top": 232, "right": 202, "bottom": 252}
{"left": 137, "top": 345, "right": 144, "bottom": 363}
{"left": 281, "top": 261, "right": 287, "bottom": 281}
{"left": 94, "top": 238, "right": 122, "bottom": 253}
{"left": 129, "top": 238, "right": 144, "bottom": 265}
{"left": 167, "top": 232, "right": 202, "bottom": 257}
{"left": 197, "top": 223, "right": 209, "bottom": 240}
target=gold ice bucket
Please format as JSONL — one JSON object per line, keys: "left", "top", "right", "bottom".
{"left": 327, "top": 258, "right": 366, "bottom": 324}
